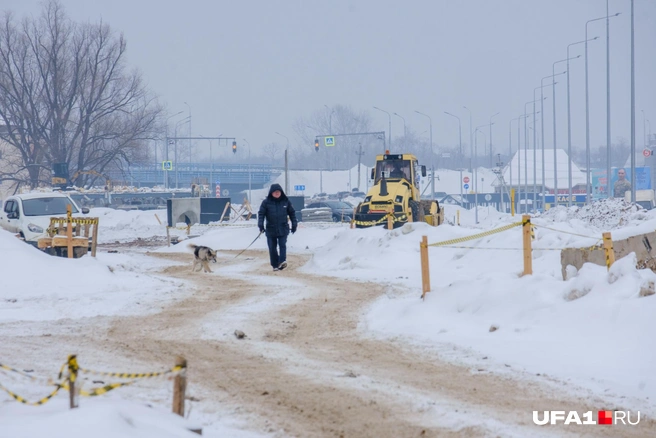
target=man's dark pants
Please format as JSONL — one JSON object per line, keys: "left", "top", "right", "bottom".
{"left": 266, "top": 234, "right": 287, "bottom": 268}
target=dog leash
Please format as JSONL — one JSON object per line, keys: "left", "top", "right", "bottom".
{"left": 234, "top": 231, "right": 264, "bottom": 258}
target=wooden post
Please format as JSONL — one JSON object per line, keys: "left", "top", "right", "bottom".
{"left": 91, "top": 220, "right": 98, "bottom": 257}
{"left": 522, "top": 214, "right": 532, "bottom": 276}
{"left": 602, "top": 232, "right": 615, "bottom": 270}
{"left": 68, "top": 354, "right": 78, "bottom": 409}
{"left": 66, "top": 205, "right": 73, "bottom": 258}
{"left": 154, "top": 214, "right": 162, "bottom": 225}
{"left": 387, "top": 213, "right": 394, "bottom": 230}
{"left": 172, "top": 356, "right": 187, "bottom": 417}
{"left": 456, "top": 210, "right": 460, "bottom": 226}
{"left": 420, "top": 235, "right": 431, "bottom": 299}
{"left": 166, "top": 227, "right": 171, "bottom": 247}
{"left": 510, "top": 188, "right": 516, "bottom": 216}
{"left": 219, "top": 202, "right": 231, "bottom": 223}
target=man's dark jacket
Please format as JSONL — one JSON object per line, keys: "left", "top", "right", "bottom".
{"left": 258, "top": 184, "right": 297, "bottom": 237}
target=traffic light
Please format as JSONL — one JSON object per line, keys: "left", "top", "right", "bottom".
{"left": 314, "top": 139, "right": 319, "bottom": 152}
{"left": 232, "top": 141, "right": 237, "bottom": 154}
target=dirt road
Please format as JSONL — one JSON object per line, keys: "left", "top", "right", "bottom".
{"left": 4, "top": 249, "right": 653, "bottom": 437}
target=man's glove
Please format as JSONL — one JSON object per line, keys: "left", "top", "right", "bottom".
{"left": 259, "top": 226, "right": 265, "bottom": 233}
{"left": 291, "top": 225, "right": 297, "bottom": 234}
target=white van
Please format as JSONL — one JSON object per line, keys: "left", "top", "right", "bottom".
{"left": 0, "top": 192, "right": 89, "bottom": 246}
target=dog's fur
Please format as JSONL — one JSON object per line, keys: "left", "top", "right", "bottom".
{"left": 188, "top": 244, "right": 218, "bottom": 273}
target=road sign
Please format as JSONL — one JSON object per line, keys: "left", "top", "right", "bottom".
{"left": 294, "top": 185, "right": 306, "bottom": 191}
{"left": 463, "top": 176, "right": 470, "bottom": 183}
{"left": 484, "top": 194, "right": 492, "bottom": 201}
{"left": 463, "top": 183, "right": 469, "bottom": 190}
{"left": 162, "top": 161, "right": 173, "bottom": 171}
{"left": 222, "top": 189, "right": 230, "bottom": 196}
{"left": 324, "top": 136, "right": 335, "bottom": 147}
{"left": 643, "top": 149, "right": 652, "bottom": 157}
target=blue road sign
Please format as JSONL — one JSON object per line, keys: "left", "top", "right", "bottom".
{"left": 162, "top": 161, "right": 173, "bottom": 171}
{"left": 324, "top": 137, "right": 335, "bottom": 147}
{"left": 294, "top": 185, "right": 306, "bottom": 191}
{"left": 463, "top": 183, "right": 469, "bottom": 190}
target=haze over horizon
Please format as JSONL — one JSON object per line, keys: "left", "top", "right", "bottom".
{"left": 5, "top": 0, "right": 655, "bottom": 160}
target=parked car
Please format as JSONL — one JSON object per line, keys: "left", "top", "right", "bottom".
{"left": 305, "top": 200, "right": 354, "bottom": 222}
{"left": 0, "top": 192, "right": 89, "bottom": 246}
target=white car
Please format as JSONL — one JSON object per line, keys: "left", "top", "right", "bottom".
{"left": 0, "top": 192, "right": 90, "bottom": 246}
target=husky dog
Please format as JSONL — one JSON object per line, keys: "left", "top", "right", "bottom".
{"left": 188, "top": 244, "right": 218, "bottom": 273}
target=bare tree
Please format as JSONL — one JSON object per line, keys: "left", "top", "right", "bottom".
{"left": 263, "top": 142, "right": 282, "bottom": 164}
{"left": 0, "top": 1, "right": 162, "bottom": 188}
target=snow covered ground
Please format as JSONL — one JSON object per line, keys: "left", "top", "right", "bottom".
{"left": 1, "top": 198, "right": 655, "bottom": 435}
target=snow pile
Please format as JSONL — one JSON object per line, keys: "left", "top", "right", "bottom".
{"left": 93, "top": 208, "right": 173, "bottom": 243}
{"left": 537, "top": 198, "right": 651, "bottom": 230}
{"left": 0, "top": 228, "right": 183, "bottom": 322}
{"left": 0, "top": 400, "right": 202, "bottom": 438}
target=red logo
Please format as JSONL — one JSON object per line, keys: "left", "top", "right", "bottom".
{"left": 598, "top": 410, "right": 613, "bottom": 425}
{"left": 643, "top": 149, "right": 652, "bottom": 157}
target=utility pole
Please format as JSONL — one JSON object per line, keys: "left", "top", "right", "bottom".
{"left": 355, "top": 143, "right": 365, "bottom": 191}
{"left": 630, "top": 0, "right": 636, "bottom": 203}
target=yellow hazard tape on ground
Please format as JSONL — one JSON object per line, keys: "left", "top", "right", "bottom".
{"left": 0, "top": 363, "right": 39, "bottom": 381}
{"left": 0, "top": 382, "right": 63, "bottom": 406}
{"left": 353, "top": 213, "right": 407, "bottom": 227}
{"left": 428, "top": 221, "right": 524, "bottom": 247}
{"left": 79, "top": 364, "right": 184, "bottom": 379}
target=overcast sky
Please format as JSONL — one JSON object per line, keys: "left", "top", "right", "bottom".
{"left": 6, "top": 0, "right": 656, "bottom": 159}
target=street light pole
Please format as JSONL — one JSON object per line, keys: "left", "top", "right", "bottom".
{"left": 243, "top": 138, "right": 252, "bottom": 203}
{"left": 474, "top": 127, "right": 487, "bottom": 223}
{"left": 164, "top": 111, "right": 184, "bottom": 189}
{"left": 415, "top": 110, "right": 435, "bottom": 198}
{"left": 586, "top": 13, "right": 620, "bottom": 203}
{"left": 373, "top": 106, "right": 392, "bottom": 150}
{"left": 630, "top": 0, "right": 636, "bottom": 203}
{"left": 552, "top": 57, "right": 577, "bottom": 206}
{"left": 184, "top": 102, "right": 192, "bottom": 165}
{"left": 275, "top": 131, "right": 290, "bottom": 194}
{"left": 393, "top": 112, "right": 406, "bottom": 139}
{"left": 445, "top": 111, "right": 463, "bottom": 203}
{"left": 489, "top": 112, "right": 499, "bottom": 168}
{"left": 174, "top": 116, "right": 190, "bottom": 189}
{"left": 567, "top": 40, "right": 595, "bottom": 206}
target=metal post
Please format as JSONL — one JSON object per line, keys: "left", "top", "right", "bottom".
{"left": 463, "top": 106, "right": 474, "bottom": 216}
{"left": 445, "top": 112, "right": 463, "bottom": 203}
{"left": 489, "top": 112, "right": 499, "bottom": 168}
{"left": 184, "top": 102, "right": 192, "bottom": 165}
{"left": 551, "top": 58, "right": 573, "bottom": 206}
{"left": 415, "top": 110, "right": 435, "bottom": 199}
{"left": 606, "top": 0, "right": 611, "bottom": 199}
{"left": 474, "top": 129, "right": 479, "bottom": 221}
{"left": 275, "top": 132, "right": 290, "bottom": 194}
{"left": 394, "top": 113, "right": 406, "bottom": 138}
{"left": 630, "top": 0, "right": 636, "bottom": 203}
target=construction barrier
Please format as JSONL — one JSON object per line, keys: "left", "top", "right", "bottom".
{"left": 420, "top": 215, "right": 612, "bottom": 299}
{"left": 0, "top": 355, "right": 187, "bottom": 415}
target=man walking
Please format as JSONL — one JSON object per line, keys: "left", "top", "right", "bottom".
{"left": 258, "top": 183, "right": 297, "bottom": 271}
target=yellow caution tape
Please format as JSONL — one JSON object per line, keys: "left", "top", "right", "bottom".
{"left": 61, "top": 380, "right": 136, "bottom": 397}
{"left": 428, "top": 221, "right": 524, "bottom": 247}
{"left": 354, "top": 213, "right": 408, "bottom": 227}
{"left": 0, "top": 363, "right": 39, "bottom": 381}
{"left": 531, "top": 224, "right": 600, "bottom": 240}
{"left": 79, "top": 364, "right": 184, "bottom": 379}
{"left": 0, "top": 382, "right": 63, "bottom": 406}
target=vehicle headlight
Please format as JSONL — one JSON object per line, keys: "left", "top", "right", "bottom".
{"left": 395, "top": 195, "right": 403, "bottom": 203}
{"left": 27, "top": 223, "right": 44, "bottom": 233}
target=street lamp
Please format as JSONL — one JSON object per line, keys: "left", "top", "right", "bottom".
{"left": 541, "top": 72, "right": 564, "bottom": 202}
{"left": 552, "top": 56, "right": 579, "bottom": 206}
{"left": 373, "top": 106, "right": 392, "bottom": 150}
{"left": 275, "top": 131, "right": 290, "bottom": 194}
{"left": 489, "top": 112, "right": 500, "bottom": 168}
{"left": 415, "top": 110, "right": 435, "bottom": 198}
{"left": 474, "top": 126, "right": 488, "bottom": 223}
{"left": 445, "top": 111, "right": 463, "bottom": 203}
{"left": 393, "top": 112, "right": 406, "bottom": 139}
{"left": 585, "top": 11, "right": 621, "bottom": 201}
{"left": 184, "top": 102, "right": 192, "bottom": 164}
{"left": 175, "top": 116, "right": 191, "bottom": 189}
{"left": 164, "top": 111, "right": 184, "bottom": 189}
{"left": 243, "top": 138, "right": 252, "bottom": 203}
{"left": 567, "top": 38, "right": 597, "bottom": 205}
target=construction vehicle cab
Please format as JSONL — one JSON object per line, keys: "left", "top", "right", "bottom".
{"left": 355, "top": 152, "right": 444, "bottom": 228}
